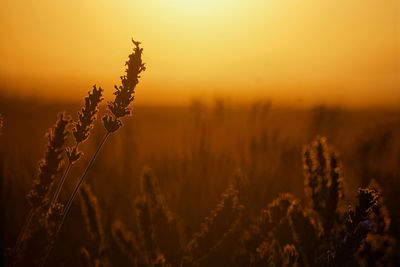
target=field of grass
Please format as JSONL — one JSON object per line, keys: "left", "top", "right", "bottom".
{"left": 1, "top": 94, "right": 399, "bottom": 265}
{"left": 1, "top": 41, "right": 399, "bottom": 267}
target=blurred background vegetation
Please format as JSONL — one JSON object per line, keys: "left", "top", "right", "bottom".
{"left": 1, "top": 96, "right": 399, "bottom": 265}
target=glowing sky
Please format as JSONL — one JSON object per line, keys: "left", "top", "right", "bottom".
{"left": 0, "top": 0, "right": 399, "bottom": 106}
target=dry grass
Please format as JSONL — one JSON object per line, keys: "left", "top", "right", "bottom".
{"left": 1, "top": 40, "right": 399, "bottom": 266}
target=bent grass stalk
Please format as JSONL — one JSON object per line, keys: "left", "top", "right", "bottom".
{"left": 40, "top": 131, "right": 110, "bottom": 267}
{"left": 50, "top": 160, "right": 72, "bottom": 206}
{"left": 41, "top": 39, "right": 144, "bottom": 266}
{"left": 13, "top": 208, "right": 34, "bottom": 253}
{"left": 13, "top": 113, "right": 69, "bottom": 255}
{"left": 50, "top": 85, "right": 104, "bottom": 207}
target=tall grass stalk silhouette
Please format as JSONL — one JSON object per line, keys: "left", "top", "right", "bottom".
{"left": 12, "top": 113, "right": 69, "bottom": 259}
{"left": 39, "top": 39, "right": 145, "bottom": 266}
{"left": 50, "top": 85, "right": 103, "bottom": 206}
{"left": 4, "top": 38, "right": 397, "bottom": 266}
{"left": 6, "top": 39, "right": 145, "bottom": 266}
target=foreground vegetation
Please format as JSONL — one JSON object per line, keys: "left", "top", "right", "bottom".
{"left": 1, "top": 40, "right": 399, "bottom": 266}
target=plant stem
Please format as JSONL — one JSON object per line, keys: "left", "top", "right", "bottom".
{"left": 12, "top": 208, "right": 34, "bottom": 254}
{"left": 40, "top": 131, "right": 110, "bottom": 267}
{"left": 50, "top": 160, "right": 72, "bottom": 206}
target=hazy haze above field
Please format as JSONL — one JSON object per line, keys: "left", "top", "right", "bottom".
{"left": 0, "top": 0, "right": 399, "bottom": 106}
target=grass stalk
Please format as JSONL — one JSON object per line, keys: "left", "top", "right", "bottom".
{"left": 40, "top": 131, "right": 110, "bottom": 266}
{"left": 12, "top": 208, "right": 34, "bottom": 253}
{"left": 50, "top": 155, "right": 73, "bottom": 205}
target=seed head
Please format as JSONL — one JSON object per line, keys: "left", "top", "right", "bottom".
{"left": 66, "top": 146, "right": 82, "bottom": 164}
{"left": 107, "top": 39, "right": 145, "bottom": 119}
{"left": 73, "top": 85, "right": 103, "bottom": 144}
{"left": 27, "top": 113, "right": 69, "bottom": 209}
{"left": 103, "top": 39, "right": 145, "bottom": 133}
{"left": 102, "top": 115, "right": 122, "bottom": 133}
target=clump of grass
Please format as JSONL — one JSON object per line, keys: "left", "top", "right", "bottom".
{"left": 239, "top": 193, "right": 296, "bottom": 266}
{"left": 237, "top": 137, "right": 382, "bottom": 267}
{"left": 112, "top": 168, "right": 183, "bottom": 266}
{"left": 105, "top": 137, "right": 391, "bottom": 267}
{"left": 111, "top": 221, "right": 141, "bottom": 264}
{"left": 287, "top": 200, "right": 321, "bottom": 266}
{"left": 79, "top": 183, "right": 109, "bottom": 267}
{"left": 356, "top": 179, "right": 396, "bottom": 266}
{"left": 186, "top": 183, "right": 244, "bottom": 265}
{"left": 141, "top": 168, "right": 184, "bottom": 266}
{"left": 303, "top": 136, "right": 344, "bottom": 236}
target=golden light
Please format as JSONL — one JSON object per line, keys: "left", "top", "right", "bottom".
{"left": 0, "top": 0, "right": 399, "bottom": 107}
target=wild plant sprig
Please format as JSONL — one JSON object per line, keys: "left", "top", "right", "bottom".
{"left": 79, "top": 183, "right": 109, "bottom": 266}
{"left": 50, "top": 85, "right": 103, "bottom": 206}
{"left": 13, "top": 113, "right": 69, "bottom": 257}
{"left": 41, "top": 39, "right": 145, "bottom": 266}
{"left": 27, "top": 113, "right": 69, "bottom": 209}
{"left": 40, "top": 131, "right": 110, "bottom": 267}
{"left": 111, "top": 221, "right": 142, "bottom": 264}
{"left": 62, "top": 39, "right": 145, "bottom": 228}
{"left": 186, "top": 184, "right": 244, "bottom": 265}
{"left": 103, "top": 39, "right": 146, "bottom": 133}
{"left": 303, "top": 137, "right": 344, "bottom": 236}
{"left": 73, "top": 85, "right": 104, "bottom": 144}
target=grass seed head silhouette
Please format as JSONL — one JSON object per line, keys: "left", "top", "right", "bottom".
{"left": 103, "top": 39, "right": 146, "bottom": 133}
{"left": 111, "top": 221, "right": 141, "bottom": 264}
{"left": 356, "top": 179, "right": 396, "bottom": 266}
{"left": 302, "top": 136, "right": 344, "bottom": 235}
{"left": 80, "top": 183, "right": 105, "bottom": 245}
{"left": 27, "top": 113, "right": 69, "bottom": 210}
{"left": 79, "top": 183, "right": 109, "bottom": 266}
{"left": 187, "top": 184, "right": 244, "bottom": 264}
{"left": 67, "top": 85, "right": 103, "bottom": 164}
{"left": 73, "top": 85, "right": 104, "bottom": 144}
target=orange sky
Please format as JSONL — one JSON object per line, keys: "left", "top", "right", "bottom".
{"left": 0, "top": 0, "right": 399, "bottom": 107}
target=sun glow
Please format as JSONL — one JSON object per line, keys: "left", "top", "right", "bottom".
{"left": 159, "top": 0, "right": 241, "bottom": 12}
{"left": 0, "top": 0, "right": 399, "bottom": 106}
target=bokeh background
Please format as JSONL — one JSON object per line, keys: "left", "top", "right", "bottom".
{"left": 1, "top": 0, "right": 399, "bottom": 265}
{"left": 1, "top": 0, "right": 399, "bottom": 106}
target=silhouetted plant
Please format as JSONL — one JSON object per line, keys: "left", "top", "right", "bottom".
{"left": 185, "top": 183, "right": 244, "bottom": 266}
{"left": 12, "top": 113, "right": 69, "bottom": 265}
{"left": 355, "top": 179, "right": 396, "bottom": 266}
{"left": 51, "top": 39, "right": 145, "bottom": 264}
{"left": 103, "top": 39, "right": 146, "bottom": 133}
{"left": 51, "top": 85, "right": 104, "bottom": 206}
{"left": 112, "top": 168, "right": 183, "bottom": 266}
{"left": 237, "top": 137, "right": 386, "bottom": 267}
{"left": 9, "top": 39, "right": 145, "bottom": 266}
{"left": 105, "top": 137, "right": 393, "bottom": 267}
{"left": 303, "top": 136, "right": 344, "bottom": 236}
{"left": 79, "top": 183, "right": 109, "bottom": 267}
{"left": 239, "top": 193, "right": 296, "bottom": 266}
{"left": 5, "top": 35, "right": 397, "bottom": 267}
{"left": 111, "top": 221, "right": 141, "bottom": 265}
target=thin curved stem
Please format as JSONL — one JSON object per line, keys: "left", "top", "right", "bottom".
{"left": 12, "top": 208, "right": 34, "bottom": 253}
{"left": 50, "top": 162, "right": 72, "bottom": 205}
{"left": 40, "top": 131, "right": 110, "bottom": 267}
